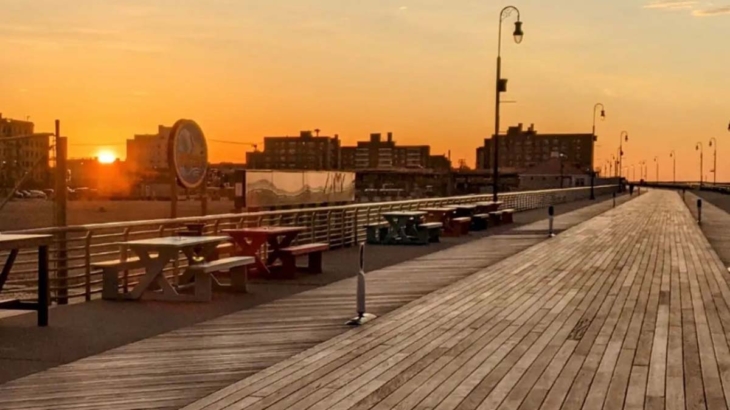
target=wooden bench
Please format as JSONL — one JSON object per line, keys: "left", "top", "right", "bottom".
{"left": 366, "top": 222, "right": 389, "bottom": 244}
{"left": 94, "top": 257, "right": 149, "bottom": 300}
{"left": 471, "top": 213, "right": 490, "bottom": 231}
{"left": 185, "top": 256, "right": 255, "bottom": 299}
{"left": 417, "top": 222, "right": 443, "bottom": 243}
{"left": 280, "top": 243, "right": 330, "bottom": 276}
{"left": 501, "top": 209, "right": 515, "bottom": 224}
{"left": 451, "top": 217, "right": 472, "bottom": 236}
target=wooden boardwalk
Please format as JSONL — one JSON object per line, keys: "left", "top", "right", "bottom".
{"left": 0, "top": 198, "right": 627, "bottom": 410}
{"left": 182, "top": 190, "right": 730, "bottom": 410}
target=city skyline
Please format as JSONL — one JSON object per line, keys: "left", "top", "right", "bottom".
{"left": 1, "top": 0, "right": 728, "bottom": 180}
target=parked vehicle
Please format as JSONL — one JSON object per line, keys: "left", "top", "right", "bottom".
{"left": 28, "top": 190, "right": 48, "bottom": 199}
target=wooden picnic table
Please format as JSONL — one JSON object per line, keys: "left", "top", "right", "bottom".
{"left": 0, "top": 234, "right": 52, "bottom": 326}
{"left": 224, "top": 226, "right": 307, "bottom": 275}
{"left": 453, "top": 203, "right": 478, "bottom": 218}
{"left": 381, "top": 211, "right": 427, "bottom": 244}
{"left": 118, "top": 236, "right": 230, "bottom": 301}
{"left": 474, "top": 201, "right": 503, "bottom": 214}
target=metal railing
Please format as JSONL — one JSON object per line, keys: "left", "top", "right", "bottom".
{"left": 1, "top": 185, "right": 617, "bottom": 304}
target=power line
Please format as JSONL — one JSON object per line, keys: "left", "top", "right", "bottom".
{"left": 209, "top": 139, "right": 259, "bottom": 146}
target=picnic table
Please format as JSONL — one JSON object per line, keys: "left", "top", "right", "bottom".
{"left": 117, "top": 236, "right": 231, "bottom": 301}
{"left": 381, "top": 211, "right": 429, "bottom": 244}
{"left": 0, "top": 234, "right": 51, "bottom": 326}
{"left": 453, "top": 204, "right": 477, "bottom": 218}
{"left": 475, "top": 201, "right": 503, "bottom": 214}
{"left": 224, "top": 227, "right": 307, "bottom": 275}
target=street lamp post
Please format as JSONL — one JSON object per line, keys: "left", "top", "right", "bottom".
{"left": 670, "top": 150, "right": 676, "bottom": 184}
{"left": 619, "top": 131, "right": 629, "bottom": 189}
{"left": 492, "top": 6, "right": 524, "bottom": 201}
{"left": 592, "top": 103, "right": 606, "bottom": 136}
{"left": 709, "top": 137, "right": 717, "bottom": 185}
{"left": 696, "top": 142, "right": 704, "bottom": 187}
{"left": 654, "top": 156, "right": 659, "bottom": 182}
{"left": 631, "top": 164, "right": 636, "bottom": 181}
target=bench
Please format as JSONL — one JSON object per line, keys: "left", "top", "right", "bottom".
{"left": 280, "top": 243, "right": 330, "bottom": 276}
{"left": 417, "top": 222, "right": 443, "bottom": 243}
{"left": 185, "top": 256, "right": 255, "bottom": 299}
{"left": 94, "top": 257, "right": 149, "bottom": 300}
{"left": 489, "top": 211, "right": 504, "bottom": 226}
{"left": 451, "top": 217, "right": 472, "bottom": 236}
{"left": 471, "top": 214, "right": 490, "bottom": 231}
{"left": 366, "top": 222, "right": 389, "bottom": 244}
{"left": 501, "top": 209, "right": 515, "bottom": 224}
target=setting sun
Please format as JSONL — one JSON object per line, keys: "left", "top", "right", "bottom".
{"left": 97, "top": 150, "right": 117, "bottom": 164}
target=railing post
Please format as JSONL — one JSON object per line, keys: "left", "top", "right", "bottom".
{"left": 121, "top": 227, "right": 131, "bottom": 293}
{"left": 84, "top": 232, "right": 92, "bottom": 301}
{"left": 54, "top": 232, "right": 68, "bottom": 305}
{"left": 326, "top": 211, "right": 333, "bottom": 245}
{"left": 354, "top": 208, "right": 360, "bottom": 245}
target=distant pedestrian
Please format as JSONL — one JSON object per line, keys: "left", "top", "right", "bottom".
{"left": 629, "top": 184, "right": 634, "bottom": 196}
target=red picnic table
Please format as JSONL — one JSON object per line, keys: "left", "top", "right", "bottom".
{"left": 224, "top": 226, "right": 307, "bottom": 275}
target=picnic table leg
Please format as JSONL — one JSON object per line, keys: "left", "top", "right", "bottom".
{"left": 38, "top": 246, "right": 49, "bottom": 327}
{"left": 266, "top": 233, "right": 298, "bottom": 266}
{"left": 0, "top": 249, "right": 19, "bottom": 293}
{"left": 129, "top": 249, "right": 175, "bottom": 299}
{"left": 237, "top": 237, "right": 270, "bottom": 275}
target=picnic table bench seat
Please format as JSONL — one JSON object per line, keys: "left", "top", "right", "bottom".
{"left": 501, "top": 209, "right": 515, "bottom": 224}
{"left": 471, "top": 213, "right": 490, "bottom": 231}
{"left": 451, "top": 217, "right": 472, "bottom": 236}
{"left": 488, "top": 211, "right": 505, "bottom": 226}
{"left": 366, "top": 222, "right": 390, "bottom": 244}
{"left": 185, "top": 256, "right": 255, "bottom": 295}
{"left": 280, "top": 243, "right": 330, "bottom": 275}
{"left": 94, "top": 258, "right": 149, "bottom": 300}
{"left": 417, "top": 222, "right": 443, "bottom": 243}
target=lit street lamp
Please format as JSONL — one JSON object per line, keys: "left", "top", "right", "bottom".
{"left": 670, "top": 150, "right": 676, "bottom": 184}
{"left": 696, "top": 142, "right": 704, "bottom": 187}
{"left": 709, "top": 137, "right": 717, "bottom": 185}
{"left": 492, "top": 5, "right": 524, "bottom": 201}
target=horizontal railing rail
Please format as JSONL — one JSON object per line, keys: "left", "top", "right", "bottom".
{"left": 1, "top": 185, "right": 618, "bottom": 304}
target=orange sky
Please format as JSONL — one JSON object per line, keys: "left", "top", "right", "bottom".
{"left": 1, "top": 0, "right": 728, "bottom": 181}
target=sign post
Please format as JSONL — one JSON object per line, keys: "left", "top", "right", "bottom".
{"left": 168, "top": 119, "right": 208, "bottom": 219}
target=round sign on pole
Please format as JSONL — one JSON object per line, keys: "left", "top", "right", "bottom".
{"left": 168, "top": 119, "right": 208, "bottom": 189}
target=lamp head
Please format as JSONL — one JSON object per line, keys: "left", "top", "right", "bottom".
{"left": 600, "top": 109, "right": 606, "bottom": 119}
{"left": 513, "top": 21, "right": 524, "bottom": 44}
{"left": 710, "top": 140, "right": 713, "bottom": 147}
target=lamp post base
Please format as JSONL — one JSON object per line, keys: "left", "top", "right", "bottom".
{"left": 346, "top": 313, "right": 377, "bottom": 326}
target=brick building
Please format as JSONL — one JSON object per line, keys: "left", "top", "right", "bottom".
{"left": 126, "top": 125, "right": 172, "bottom": 173}
{"left": 246, "top": 131, "right": 341, "bottom": 170}
{"left": 481, "top": 123, "right": 596, "bottom": 172}
{"left": 0, "top": 114, "right": 50, "bottom": 188}
{"left": 340, "top": 133, "right": 434, "bottom": 170}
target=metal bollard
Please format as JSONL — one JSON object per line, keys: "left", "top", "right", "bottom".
{"left": 613, "top": 192, "right": 616, "bottom": 208}
{"left": 697, "top": 199, "right": 703, "bottom": 225}
{"left": 346, "top": 244, "right": 376, "bottom": 326}
{"left": 548, "top": 205, "right": 555, "bottom": 238}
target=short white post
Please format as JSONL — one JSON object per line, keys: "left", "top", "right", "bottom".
{"left": 548, "top": 205, "right": 555, "bottom": 238}
{"left": 697, "top": 199, "right": 703, "bottom": 225}
{"left": 347, "top": 244, "right": 376, "bottom": 326}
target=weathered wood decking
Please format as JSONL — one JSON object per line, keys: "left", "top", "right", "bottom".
{"left": 0, "top": 197, "right": 627, "bottom": 409}
{"left": 183, "top": 190, "right": 730, "bottom": 410}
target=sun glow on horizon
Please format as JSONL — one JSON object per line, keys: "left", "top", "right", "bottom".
{"left": 97, "top": 150, "right": 117, "bottom": 164}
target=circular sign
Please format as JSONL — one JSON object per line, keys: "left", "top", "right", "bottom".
{"left": 168, "top": 119, "right": 208, "bottom": 189}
